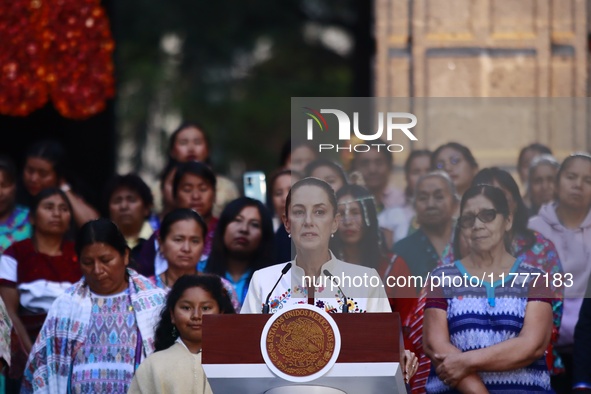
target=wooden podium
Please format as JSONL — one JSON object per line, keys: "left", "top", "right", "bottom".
{"left": 202, "top": 311, "right": 408, "bottom": 394}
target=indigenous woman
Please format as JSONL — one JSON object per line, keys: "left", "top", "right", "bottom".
{"left": 529, "top": 153, "right": 591, "bottom": 391}
{"left": 205, "top": 197, "right": 275, "bottom": 309}
{"left": 517, "top": 143, "right": 553, "bottom": 209}
{"left": 472, "top": 167, "right": 564, "bottom": 375}
{"left": 128, "top": 274, "right": 235, "bottom": 394}
{"left": 379, "top": 150, "right": 432, "bottom": 249}
{"left": 104, "top": 173, "right": 155, "bottom": 262}
{"left": 0, "top": 189, "right": 80, "bottom": 383}
{"left": 330, "top": 184, "right": 386, "bottom": 270}
{"left": 424, "top": 185, "right": 554, "bottom": 393}
{"left": 432, "top": 142, "right": 478, "bottom": 200}
{"left": 280, "top": 139, "right": 317, "bottom": 173}
{"left": 304, "top": 159, "right": 348, "bottom": 193}
{"left": 167, "top": 122, "right": 239, "bottom": 217}
{"left": 21, "top": 219, "right": 166, "bottom": 393}
{"left": 330, "top": 184, "right": 416, "bottom": 323}
{"left": 20, "top": 139, "right": 98, "bottom": 227}
{"left": 527, "top": 154, "right": 559, "bottom": 216}
{"left": 138, "top": 161, "right": 218, "bottom": 277}
{"left": 151, "top": 208, "right": 239, "bottom": 310}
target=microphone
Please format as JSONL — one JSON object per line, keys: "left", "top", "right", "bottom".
{"left": 323, "top": 269, "right": 349, "bottom": 313}
{"left": 262, "top": 263, "right": 292, "bottom": 313}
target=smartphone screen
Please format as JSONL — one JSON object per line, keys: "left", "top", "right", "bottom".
{"left": 243, "top": 171, "right": 267, "bottom": 204}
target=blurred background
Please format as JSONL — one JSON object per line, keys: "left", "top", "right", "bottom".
{"left": 1, "top": 0, "right": 590, "bottom": 207}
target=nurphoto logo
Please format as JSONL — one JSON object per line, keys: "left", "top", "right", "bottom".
{"left": 304, "top": 107, "right": 418, "bottom": 153}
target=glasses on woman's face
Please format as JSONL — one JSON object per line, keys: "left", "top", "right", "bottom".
{"left": 458, "top": 208, "right": 498, "bottom": 229}
{"left": 436, "top": 156, "right": 462, "bottom": 170}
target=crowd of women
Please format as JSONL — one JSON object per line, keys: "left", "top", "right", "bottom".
{"left": 0, "top": 121, "right": 588, "bottom": 393}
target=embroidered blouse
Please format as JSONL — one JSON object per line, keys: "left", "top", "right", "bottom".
{"left": 241, "top": 253, "right": 390, "bottom": 314}
{"left": 424, "top": 260, "right": 554, "bottom": 393}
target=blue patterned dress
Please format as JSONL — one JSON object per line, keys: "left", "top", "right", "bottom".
{"left": 425, "top": 259, "right": 554, "bottom": 393}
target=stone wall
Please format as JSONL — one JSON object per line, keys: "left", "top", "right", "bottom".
{"left": 374, "top": 0, "right": 590, "bottom": 166}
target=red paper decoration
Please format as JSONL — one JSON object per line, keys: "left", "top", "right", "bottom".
{"left": 0, "top": 0, "right": 115, "bottom": 119}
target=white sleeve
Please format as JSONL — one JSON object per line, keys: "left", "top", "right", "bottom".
{"left": 367, "top": 268, "right": 392, "bottom": 313}
{"left": 241, "top": 271, "right": 263, "bottom": 314}
{"left": 0, "top": 255, "right": 17, "bottom": 283}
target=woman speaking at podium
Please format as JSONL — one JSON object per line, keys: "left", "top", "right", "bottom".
{"left": 241, "top": 177, "right": 418, "bottom": 380}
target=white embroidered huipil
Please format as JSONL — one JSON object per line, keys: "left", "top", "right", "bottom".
{"left": 241, "top": 252, "right": 391, "bottom": 314}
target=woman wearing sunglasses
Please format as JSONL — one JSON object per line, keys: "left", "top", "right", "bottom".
{"left": 423, "top": 184, "right": 554, "bottom": 393}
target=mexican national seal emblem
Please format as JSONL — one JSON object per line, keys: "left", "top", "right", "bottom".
{"left": 261, "top": 304, "right": 341, "bottom": 382}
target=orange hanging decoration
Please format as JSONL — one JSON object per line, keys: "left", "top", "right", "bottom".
{"left": 0, "top": 0, "right": 115, "bottom": 119}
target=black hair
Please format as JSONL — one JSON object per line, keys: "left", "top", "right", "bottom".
{"left": 555, "top": 153, "right": 591, "bottom": 209}
{"left": 279, "top": 139, "right": 292, "bottom": 167}
{"left": 404, "top": 149, "right": 432, "bottom": 198}
{"left": 279, "top": 139, "right": 317, "bottom": 168}
{"left": 432, "top": 142, "right": 478, "bottom": 169}
{"left": 556, "top": 152, "right": 591, "bottom": 186}
{"left": 25, "top": 139, "right": 67, "bottom": 180}
{"left": 460, "top": 184, "right": 510, "bottom": 218}
{"left": 168, "top": 122, "right": 211, "bottom": 165}
{"left": 472, "top": 167, "right": 536, "bottom": 252}
{"left": 0, "top": 155, "right": 17, "bottom": 185}
{"left": 154, "top": 274, "right": 235, "bottom": 352}
{"left": 159, "top": 208, "right": 208, "bottom": 243}
{"left": 352, "top": 138, "right": 393, "bottom": 169}
{"left": 76, "top": 218, "right": 129, "bottom": 258}
{"left": 102, "top": 173, "right": 154, "bottom": 218}
{"left": 267, "top": 168, "right": 299, "bottom": 214}
{"left": 304, "top": 159, "right": 348, "bottom": 192}
{"left": 330, "top": 184, "right": 385, "bottom": 269}
{"left": 517, "top": 143, "right": 552, "bottom": 170}
{"left": 285, "top": 177, "right": 338, "bottom": 218}
{"left": 206, "top": 197, "right": 275, "bottom": 277}
{"left": 159, "top": 159, "right": 180, "bottom": 192}
{"left": 527, "top": 155, "right": 560, "bottom": 213}
{"left": 453, "top": 184, "right": 512, "bottom": 258}
{"left": 172, "top": 161, "right": 217, "bottom": 199}
{"left": 31, "top": 188, "right": 74, "bottom": 236}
